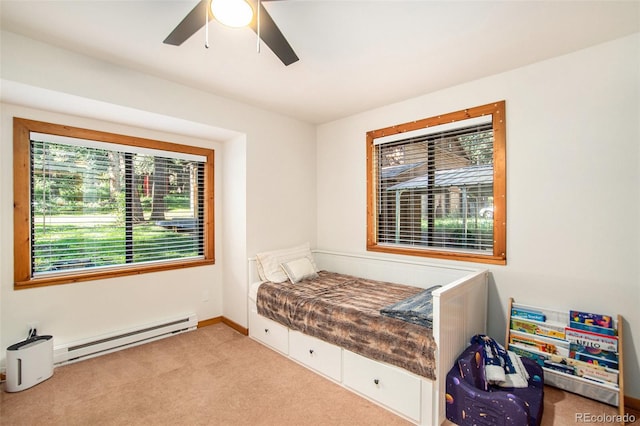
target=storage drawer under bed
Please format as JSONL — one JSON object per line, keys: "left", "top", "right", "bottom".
{"left": 343, "top": 350, "right": 422, "bottom": 423}
{"left": 249, "top": 311, "right": 289, "bottom": 355}
{"left": 289, "top": 331, "right": 342, "bottom": 382}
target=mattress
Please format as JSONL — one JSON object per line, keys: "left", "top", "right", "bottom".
{"left": 256, "top": 271, "right": 438, "bottom": 380}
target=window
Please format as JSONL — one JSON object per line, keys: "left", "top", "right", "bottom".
{"left": 13, "top": 118, "right": 215, "bottom": 288}
{"left": 366, "top": 101, "right": 506, "bottom": 265}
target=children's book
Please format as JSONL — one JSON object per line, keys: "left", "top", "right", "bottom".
{"left": 511, "top": 318, "right": 565, "bottom": 340}
{"left": 570, "top": 343, "right": 618, "bottom": 369}
{"left": 543, "top": 359, "right": 575, "bottom": 375}
{"left": 565, "top": 327, "right": 618, "bottom": 352}
{"left": 508, "top": 344, "right": 549, "bottom": 367}
{"left": 569, "top": 320, "right": 616, "bottom": 336}
{"left": 511, "top": 307, "right": 546, "bottom": 322}
{"left": 569, "top": 310, "right": 613, "bottom": 329}
{"left": 569, "top": 360, "right": 618, "bottom": 384}
{"left": 510, "top": 335, "right": 553, "bottom": 354}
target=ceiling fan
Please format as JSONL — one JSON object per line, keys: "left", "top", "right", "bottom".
{"left": 163, "top": 0, "right": 299, "bottom": 66}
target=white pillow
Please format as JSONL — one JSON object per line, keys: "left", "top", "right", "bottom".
{"left": 281, "top": 257, "right": 319, "bottom": 284}
{"left": 255, "top": 243, "right": 318, "bottom": 283}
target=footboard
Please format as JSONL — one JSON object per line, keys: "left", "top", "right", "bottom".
{"left": 431, "top": 270, "right": 488, "bottom": 425}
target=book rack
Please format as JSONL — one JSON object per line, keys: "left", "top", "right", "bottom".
{"left": 506, "top": 298, "right": 625, "bottom": 424}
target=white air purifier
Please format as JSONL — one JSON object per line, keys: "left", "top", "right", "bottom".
{"left": 5, "top": 335, "right": 54, "bottom": 392}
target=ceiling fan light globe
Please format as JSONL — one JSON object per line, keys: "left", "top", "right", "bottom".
{"left": 211, "top": 0, "right": 253, "bottom": 28}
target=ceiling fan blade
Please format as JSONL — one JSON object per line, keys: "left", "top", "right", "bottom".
{"left": 164, "top": 0, "right": 298, "bottom": 66}
{"left": 164, "top": 0, "right": 213, "bottom": 46}
{"left": 249, "top": 0, "right": 299, "bottom": 66}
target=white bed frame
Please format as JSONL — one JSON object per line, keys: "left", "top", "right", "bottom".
{"left": 248, "top": 250, "right": 488, "bottom": 425}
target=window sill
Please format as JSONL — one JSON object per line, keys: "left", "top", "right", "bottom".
{"left": 14, "top": 258, "right": 215, "bottom": 290}
{"left": 367, "top": 244, "right": 506, "bottom": 266}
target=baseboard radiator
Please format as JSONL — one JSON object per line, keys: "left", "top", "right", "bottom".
{"left": 53, "top": 313, "right": 197, "bottom": 365}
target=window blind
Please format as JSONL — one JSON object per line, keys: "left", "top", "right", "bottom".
{"left": 373, "top": 119, "right": 495, "bottom": 253}
{"left": 30, "top": 134, "right": 206, "bottom": 276}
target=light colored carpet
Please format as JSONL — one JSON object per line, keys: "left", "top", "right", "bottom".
{"left": 1, "top": 323, "right": 637, "bottom": 425}
{"left": 1, "top": 324, "right": 410, "bottom": 425}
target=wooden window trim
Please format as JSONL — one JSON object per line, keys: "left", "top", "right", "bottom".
{"left": 13, "top": 118, "right": 215, "bottom": 289}
{"left": 366, "top": 101, "right": 506, "bottom": 265}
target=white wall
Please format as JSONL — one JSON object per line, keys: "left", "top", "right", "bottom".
{"left": 0, "top": 102, "right": 225, "bottom": 344}
{"left": 317, "top": 33, "right": 640, "bottom": 398}
{"left": 1, "top": 26, "right": 637, "bottom": 401}
{"left": 0, "top": 31, "right": 316, "bottom": 360}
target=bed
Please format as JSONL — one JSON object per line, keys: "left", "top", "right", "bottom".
{"left": 248, "top": 247, "right": 488, "bottom": 426}
{"left": 256, "top": 270, "right": 440, "bottom": 380}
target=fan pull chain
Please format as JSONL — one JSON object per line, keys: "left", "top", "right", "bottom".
{"left": 205, "top": 2, "right": 210, "bottom": 49}
{"left": 256, "top": 0, "right": 261, "bottom": 53}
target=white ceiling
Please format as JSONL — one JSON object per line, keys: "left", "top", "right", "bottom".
{"left": 1, "top": 1, "right": 639, "bottom": 124}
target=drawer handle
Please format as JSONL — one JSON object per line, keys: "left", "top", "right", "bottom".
{"left": 309, "top": 349, "right": 314, "bottom": 355}
{"left": 374, "top": 378, "right": 380, "bottom": 385}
